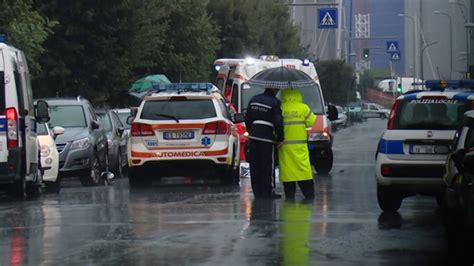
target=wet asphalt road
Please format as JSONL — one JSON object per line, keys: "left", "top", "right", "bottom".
{"left": 0, "top": 119, "right": 449, "bottom": 266}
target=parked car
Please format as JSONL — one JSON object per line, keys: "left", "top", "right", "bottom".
{"left": 127, "top": 83, "right": 243, "bottom": 186}
{"left": 443, "top": 110, "right": 474, "bottom": 249}
{"left": 345, "top": 101, "right": 363, "bottom": 122}
{"left": 96, "top": 109, "right": 128, "bottom": 178}
{"left": 43, "top": 97, "right": 110, "bottom": 186}
{"left": 362, "top": 102, "right": 391, "bottom": 119}
{"left": 0, "top": 40, "right": 50, "bottom": 198}
{"left": 332, "top": 106, "right": 348, "bottom": 129}
{"left": 37, "top": 123, "right": 64, "bottom": 193}
{"left": 375, "top": 81, "right": 474, "bottom": 211}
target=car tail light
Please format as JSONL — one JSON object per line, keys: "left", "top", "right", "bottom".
{"left": 131, "top": 123, "right": 154, "bottom": 136}
{"left": 381, "top": 165, "right": 392, "bottom": 176}
{"left": 387, "top": 100, "right": 401, "bottom": 129}
{"left": 203, "top": 121, "right": 229, "bottom": 135}
{"left": 6, "top": 107, "right": 18, "bottom": 148}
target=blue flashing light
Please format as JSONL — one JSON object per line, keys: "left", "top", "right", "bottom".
{"left": 424, "top": 80, "right": 474, "bottom": 90}
{"left": 214, "top": 64, "right": 221, "bottom": 71}
{"left": 153, "top": 82, "right": 214, "bottom": 92}
{"left": 0, "top": 34, "right": 6, "bottom": 43}
{"left": 302, "top": 58, "right": 310, "bottom": 66}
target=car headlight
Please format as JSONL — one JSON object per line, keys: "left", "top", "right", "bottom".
{"left": 40, "top": 145, "right": 50, "bottom": 157}
{"left": 70, "top": 137, "right": 90, "bottom": 150}
{"left": 308, "top": 132, "right": 330, "bottom": 141}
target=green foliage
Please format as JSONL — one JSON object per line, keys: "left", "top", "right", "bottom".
{"left": 315, "top": 60, "right": 355, "bottom": 105}
{"left": 208, "top": 0, "right": 305, "bottom": 58}
{"left": 0, "top": 0, "right": 55, "bottom": 76}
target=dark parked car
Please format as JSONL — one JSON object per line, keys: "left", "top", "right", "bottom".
{"left": 43, "top": 97, "right": 109, "bottom": 186}
{"left": 96, "top": 109, "right": 128, "bottom": 178}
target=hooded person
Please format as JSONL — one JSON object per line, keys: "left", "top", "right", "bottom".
{"left": 278, "top": 88, "right": 316, "bottom": 200}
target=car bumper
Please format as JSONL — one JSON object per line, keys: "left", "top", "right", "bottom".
{"left": 58, "top": 145, "right": 94, "bottom": 177}
{"left": 375, "top": 153, "right": 446, "bottom": 192}
{"left": 130, "top": 159, "right": 230, "bottom": 178}
{"left": 41, "top": 156, "right": 58, "bottom": 182}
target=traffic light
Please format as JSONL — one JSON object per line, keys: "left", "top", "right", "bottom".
{"left": 397, "top": 83, "right": 402, "bottom": 92}
{"left": 363, "top": 48, "right": 369, "bottom": 59}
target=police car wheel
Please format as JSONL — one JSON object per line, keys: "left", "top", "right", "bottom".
{"left": 377, "top": 185, "right": 402, "bottom": 212}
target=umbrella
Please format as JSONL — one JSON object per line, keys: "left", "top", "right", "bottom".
{"left": 129, "top": 74, "right": 171, "bottom": 93}
{"left": 248, "top": 66, "right": 316, "bottom": 89}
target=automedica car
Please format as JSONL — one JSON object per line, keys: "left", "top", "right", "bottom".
{"left": 42, "top": 97, "right": 109, "bottom": 186}
{"left": 96, "top": 109, "right": 128, "bottom": 178}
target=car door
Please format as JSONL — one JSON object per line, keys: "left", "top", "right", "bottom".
{"left": 111, "top": 111, "right": 127, "bottom": 164}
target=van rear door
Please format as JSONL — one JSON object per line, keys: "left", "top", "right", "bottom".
{"left": 0, "top": 51, "right": 8, "bottom": 165}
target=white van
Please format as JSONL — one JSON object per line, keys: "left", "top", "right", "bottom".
{"left": 0, "top": 36, "right": 50, "bottom": 198}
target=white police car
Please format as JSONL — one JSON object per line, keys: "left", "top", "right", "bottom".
{"left": 127, "top": 83, "right": 243, "bottom": 186}
{"left": 375, "top": 80, "right": 474, "bottom": 212}
{"left": 0, "top": 35, "right": 50, "bottom": 198}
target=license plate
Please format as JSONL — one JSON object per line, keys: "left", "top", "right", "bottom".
{"left": 163, "top": 131, "right": 194, "bottom": 140}
{"left": 410, "top": 145, "right": 437, "bottom": 154}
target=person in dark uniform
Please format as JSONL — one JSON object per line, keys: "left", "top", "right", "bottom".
{"left": 245, "top": 88, "right": 284, "bottom": 199}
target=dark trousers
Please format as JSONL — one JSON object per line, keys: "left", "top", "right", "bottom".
{"left": 248, "top": 140, "right": 274, "bottom": 198}
{"left": 283, "top": 180, "right": 315, "bottom": 200}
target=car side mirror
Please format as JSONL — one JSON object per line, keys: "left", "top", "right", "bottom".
{"left": 327, "top": 105, "right": 338, "bottom": 121}
{"left": 35, "top": 100, "right": 50, "bottom": 123}
{"left": 117, "top": 127, "right": 125, "bottom": 136}
{"left": 91, "top": 120, "right": 100, "bottom": 130}
{"left": 233, "top": 113, "right": 245, "bottom": 123}
{"left": 130, "top": 107, "right": 138, "bottom": 117}
{"left": 126, "top": 115, "right": 134, "bottom": 125}
{"left": 52, "top": 126, "right": 65, "bottom": 140}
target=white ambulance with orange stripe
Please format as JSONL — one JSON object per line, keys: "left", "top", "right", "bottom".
{"left": 214, "top": 56, "right": 337, "bottom": 174}
{"left": 127, "top": 83, "right": 243, "bottom": 186}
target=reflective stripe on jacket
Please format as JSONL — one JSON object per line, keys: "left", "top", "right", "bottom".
{"left": 278, "top": 89, "right": 316, "bottom": 182}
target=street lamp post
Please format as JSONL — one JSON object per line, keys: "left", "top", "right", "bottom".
{"left": 398, "top": 14, "right": 416, "bottom": 86}
{"left": 421, "top": 41, "right": 439, "bottom": 80}
{"left": 450, "top": 1, "right": 470, "bottom": 71}
{"left": 434, "top": 11, "right": 453, "bottom": 79}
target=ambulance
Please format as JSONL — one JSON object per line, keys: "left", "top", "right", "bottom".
{"left": 0, "top": 35, "right": 50, "bottom": 198}
{"left": 214, "top": 55, "right": 337, "bottom": 173}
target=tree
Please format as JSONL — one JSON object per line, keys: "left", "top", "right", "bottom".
{"left": 315, "top": 60, "right": 355, "bottom": 105}
{"left": 0, "top": 0, "right": 55, "bottom": 76}
{"left": 208, "top": 0, "right": 305, "bottom": 58}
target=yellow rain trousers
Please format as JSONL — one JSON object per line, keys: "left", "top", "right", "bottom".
{"left": 278, "top": 89, "right": 316, "bottom": 182}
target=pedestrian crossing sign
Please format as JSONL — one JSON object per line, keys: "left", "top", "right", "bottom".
{"left": 390, "top": 51, "right": 401, "bottom": 61}
{"left": 318, "top": 8, "right": 338, "bottom": 29}
{"left": 386, "top": 41, "right": 400, "bottom": 53}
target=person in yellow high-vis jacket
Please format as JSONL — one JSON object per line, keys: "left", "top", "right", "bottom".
{"left": 278, "top": 89, "right": 316, "bottom": 200}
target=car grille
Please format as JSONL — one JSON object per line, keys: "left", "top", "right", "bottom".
{"left": 56, "top": 143, "right": 67, "bottom": 153}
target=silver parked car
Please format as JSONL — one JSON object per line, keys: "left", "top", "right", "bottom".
{"left": 96, "top": 109, "right": 128, "bottom": 178}
{"left": 333, "top": 105, "right": 348, "bottom": 129}
{"left": 362, "top": 102, "right": 391, "bottom": 119}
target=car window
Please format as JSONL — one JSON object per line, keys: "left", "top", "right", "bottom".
{"left": 48, "top": 105, "right": 87, "bottom": 128}
{"left": 141, "top": 99, "right": 217, "bottom": 120}
{"left": 117, "top": 111, "right": 131, "bottom": 129}
{"left": 393, "top": 99, "right": 471, "bottom": 130}
{"left": 36, "top": 122, "right": 49, "bottom": 136}
{"left": 97, "top": 113, "right": 112, "bottom": 131}
{"left": 465, "top": 129, "right": 474, "bottom": 149}
{"left": 218, "top": 99, "right": 231, "bottom": 120}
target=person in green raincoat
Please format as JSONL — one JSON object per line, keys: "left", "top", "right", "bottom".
{"left": 278, "top": 88, "right": 316, "bottom": 200}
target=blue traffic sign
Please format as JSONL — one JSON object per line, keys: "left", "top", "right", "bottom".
{"left": 318, "top": 8, "right": 338, "bottom": 29}
{"left": 390, "top": 51, "right": 401, "bottom": 61}
{"left": 386, "top": 41, "right": 399, "bottom": 53}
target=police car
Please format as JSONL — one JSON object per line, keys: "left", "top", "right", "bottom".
{"left": 0, "top": 35, "right": 50, "bottom": 198}
{"left": 375, "top": 80, "right": 474, "bottom": 212}
{"left": 127, "top": 83, "right": 243, "bottom": 186}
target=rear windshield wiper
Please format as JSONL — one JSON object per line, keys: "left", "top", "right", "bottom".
{"left": 155, "top": 113, "right": 179, "bottom": 123}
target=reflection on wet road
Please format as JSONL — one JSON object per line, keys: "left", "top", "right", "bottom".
{"left": 0, "top": 119, "right": 448, "bottom": 265}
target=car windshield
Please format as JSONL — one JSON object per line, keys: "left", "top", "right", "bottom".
{"left": 36, "top": 123, "right": 48, "bottom": 136}
{"left": 393, "top": 99, "right": 471, "bottom": 130}
{"left": 141, "top": 99, "right": 217, "bottom": 120}
{"left": 242, "top": 84, "right": 325, "bottom": 114}
{"left": 116, "top": 111, "right": 131, "bottom": 129}
{"left": 97, "top": 113, "right": 112, "bottom": 131}
{"left": 48, "top": 105, "right": 87, "bottom": 128}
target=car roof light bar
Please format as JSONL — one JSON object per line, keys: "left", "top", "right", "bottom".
{"left": 413, "top": 80, "right": 474, "bottom": 91}
{"left": 152, "top": 82, "right": 215, "bottom": 94}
